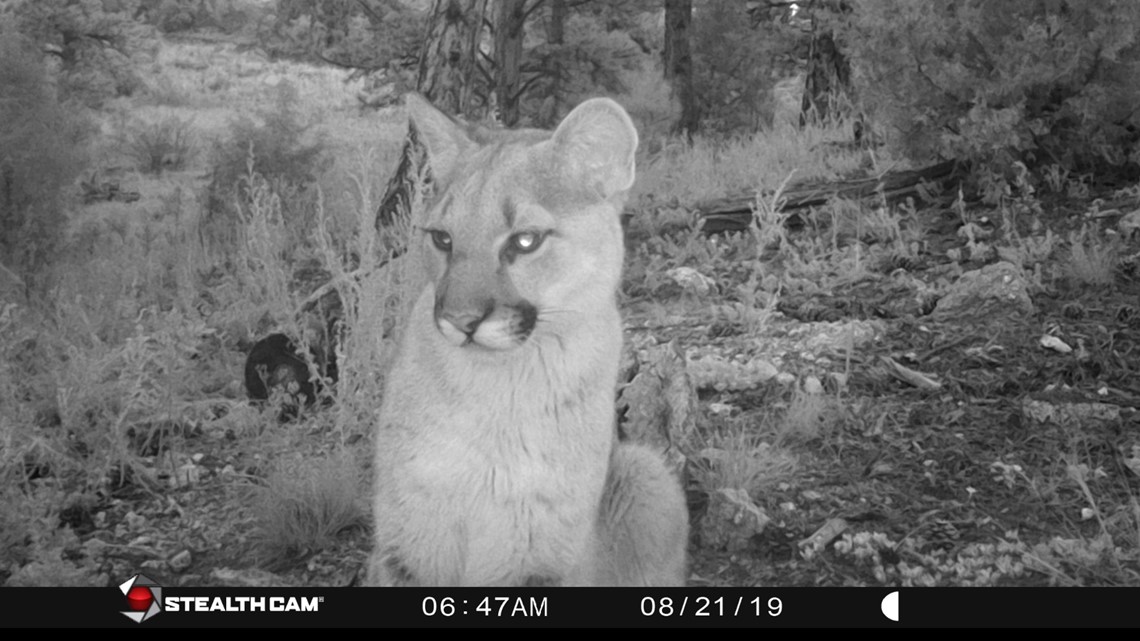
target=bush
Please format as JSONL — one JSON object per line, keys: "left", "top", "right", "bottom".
{"left": 522, "top": 12, "right": 647, "bottom": 127}
{"left": 140, "top": 0, "right": 200, "bottom": 33}
{"left": 137, "top": 0, "right": 257, "bottom": 35}
{"left": 691, "top": 3, "right": 801, "bottom": 133}
{"left": 203, "top": 81, "right": 328, "bottom": 255}
{"left": 11, "top": 0, "right": 152, "bottom": 105}
{"left": 840, "top": 1, "right": 1140, "bottom": 179}
{"left": 0, "top": 35, "right": 90, "bottom": 294}
{"left": 118, "top": 115, "right": 196, "bottom": 174}
{"left": 260, "top": 1, "right": 424, "bottom": 67}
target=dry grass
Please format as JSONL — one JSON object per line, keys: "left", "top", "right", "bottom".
{"left": 0, "top": 36, "right": 415, "bottom": 584}
{"left": 632, "top": 119, "right": 890, "bottom": 207}
{"left": 1067, "top": 225, "right": 1118, "bottom": 286}
{"left": 253, "top": 451, "right": 365, "bottom": 562}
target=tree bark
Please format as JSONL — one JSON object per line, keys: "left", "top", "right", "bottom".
{"left": 416, "top": 0, "right": 488, "bottom": 116}
{"left": 664, "top": 0, "right": 699, "bottom": 137}
{"left": 377, "top": 0, "right": 488, "bottom": 233}
{"left": 544, "top": 0, "right": 567, "bottom": 126}
{"left": 493, "top": 0, "right": 526, "bottom": 127}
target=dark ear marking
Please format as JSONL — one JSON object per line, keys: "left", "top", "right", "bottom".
{"left": 405, "top": 93, "right": 474, "bottom": 184}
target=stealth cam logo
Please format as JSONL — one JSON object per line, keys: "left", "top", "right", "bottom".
{"left": 119, "top": 574, "right": 162, "bottom": 623}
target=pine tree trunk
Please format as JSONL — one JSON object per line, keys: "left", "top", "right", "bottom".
{"left": 664, "top": 0, "right": 699, "bottom": 137}
{"left": 494, "top": 0, "right": 526, "bottom": 127}
{"left": 416, "top": 0, "right": 488, "bottom": 115}
{"left": 377, "top": 0, "right": 487, "bottom": 233}
{"left": 544, "top": 0, "right": 566, "bottom": 126}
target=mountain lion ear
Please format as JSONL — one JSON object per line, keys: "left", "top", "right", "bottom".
{"left": 405, "top": 93, "right": 473, "bottom": 182}
{"left": 551, "top": 98, "right": 638, "bottom": 199}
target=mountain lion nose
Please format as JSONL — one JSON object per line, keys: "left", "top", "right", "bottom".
{"left": 436, "top": 298, "right": 496, "bottom": 345}
{"left": 439, "top": 309, "right": 488, "bottom": 336}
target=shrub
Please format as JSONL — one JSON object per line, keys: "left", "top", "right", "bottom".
{"left": 118, "top": 115, "right": 196, "bottom": 174}
{"left": 11, "top": 0, "right": 152, "bottom": 105}
{"left": 137, "top": 0, "right": 257, "bottom": 35}
{"left": 691, "top": 3, "right": 801, "bottom": 133}
{"left": 0, "top": 34, "right": 90, "bottom": 295}
{"left": 140, "top": 0, "right": 199, "bottom": 33}
{"left": 522, "top": 12, "right": 648, "bottom": 127}
{"left": 1, "top": 496, "right": 100, "bottom": 587}
{"left": 202, "top": 81, "right": 328, "bottom": 255}
{"left": 839, "top": 1, "right": 1140, "bottom": 179}
{"left": 1066, "top": 225, "right": 1118, "bottom": 287}
{"left": 260, "top": 1, "right": 424, "bottom": 68}
{"left": 253, "top": 452, "right": 364, "bottom": 561}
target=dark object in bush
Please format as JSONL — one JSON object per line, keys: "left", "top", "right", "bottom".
{"left": 244, "top": 334, "right": 337, "bottom": 417}
{"left": 80, "top": 174, "right": 141, "bottom": 204}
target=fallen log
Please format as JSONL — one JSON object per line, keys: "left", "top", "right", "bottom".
{"left": 696, "top": 159, "right": 965, "bottom": 234}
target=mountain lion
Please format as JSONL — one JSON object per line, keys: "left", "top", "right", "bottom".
{"left": 368, "top": 94, "right": 688, "bottom": 586}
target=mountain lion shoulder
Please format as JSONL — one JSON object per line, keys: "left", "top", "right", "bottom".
{"left": 368, "top": 94, "right": 688, "bottom": 586}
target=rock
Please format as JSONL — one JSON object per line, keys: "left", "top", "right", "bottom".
{"left": 1119, "top": 209, "right": 1140, "bottom": 238}
{"left": 686, "top": 354, "right": 778, "bottom": 391}
{"left": 169, "top": 549, "right": 192, "bottom": 573}
{"left": 802, "top": 375, "right": 823, "bottom": 395}
{"left": 666, "top": 266, "right": 717, "bottom": 296}
{"left": 1039, "top": 335, "right": 1072, "bottom": 354}
{"left": 932, "top": 261, "right": 1034, "bottom": 323}
{"left": 790, "top": 319, "right": 885, "bottom": 352}
{"left": 696, "top": 487, "right": 770, "bottom": 553}
{"left": 1022, "top": 399, "right": 1121, "bottom": 428}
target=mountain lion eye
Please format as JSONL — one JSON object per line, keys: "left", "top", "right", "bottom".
{"left": 429, "top": 230, "right": 452, "bottom": 252}
{"left": 509, "top": 231, "right": 543, "bottom": 254}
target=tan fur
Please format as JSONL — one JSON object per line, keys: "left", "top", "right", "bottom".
{"left": 368, "top": 95, "right": 688, "bottom": 586}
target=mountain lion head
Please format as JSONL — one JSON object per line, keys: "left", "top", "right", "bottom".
{"left": 405, "top": 94, "right": 638, "bottom": 352}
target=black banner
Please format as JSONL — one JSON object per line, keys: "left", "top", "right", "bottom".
{"left": 2, "top": 587, "right": 1137, "bottom": 627}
